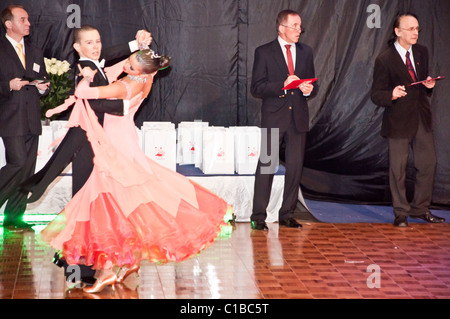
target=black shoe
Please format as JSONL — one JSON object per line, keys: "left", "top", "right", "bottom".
{"left": 279, "top": 218, "right": 303, "bottom": 229}
{"left": 3, "top": 220, "right": 34, "bottom": 232}
{"left": 413, "top": 212, "right": 445, "bottom": 224}
{"left": 251, "top": 220, "right": 268, "bottom": 231}
{"left": 26, "top": 191, "right": 43, "bottom": 203}
{"left": 394, "top": 215, "right": 408, "bottom": 227}
{"left": 53, "top": 253, "right": 97, "bottom": 285}
{"left": 81, "top": 276, "right": 97, "bottom": 285}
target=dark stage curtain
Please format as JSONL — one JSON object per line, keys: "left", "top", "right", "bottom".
{"left": 3, "top": 0, "right": 449, "bottom": 208}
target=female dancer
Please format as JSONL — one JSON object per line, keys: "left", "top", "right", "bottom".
{"left": 41, "top": 50, "right": 232, "bottom": 293}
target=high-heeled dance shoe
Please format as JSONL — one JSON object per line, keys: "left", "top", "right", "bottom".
{"left": 83, "top": 273, "right": 117, "bottom": 294}
{"left": 116, "top": 264, "right": 140, "bottom": 283}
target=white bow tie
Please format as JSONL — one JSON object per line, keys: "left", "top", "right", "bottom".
{"left": 98, "top": 59, "right": 105, "bottom": 68}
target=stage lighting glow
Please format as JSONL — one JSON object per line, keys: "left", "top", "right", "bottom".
{"left": 0, "top": 214, "right": 56, "bottom": 224}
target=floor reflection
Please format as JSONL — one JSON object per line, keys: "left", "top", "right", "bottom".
{"left": 2, "top": 221, "right": 450, "bottom": 298}
{"left": 65, "top": 280, "right": 140, "bottom": 299}
{"left": 0, "top": 228, "right": 37, "bottom": 298}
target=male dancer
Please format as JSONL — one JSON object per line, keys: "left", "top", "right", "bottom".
{"left": 22, "top": 25, "right": 151, "bottom": 202}
{"left": 21, "top": 25, "right": 151, "bottom": 285}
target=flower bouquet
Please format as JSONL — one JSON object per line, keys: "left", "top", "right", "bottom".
{"left": 40, "top": 57, "right": 73, "bottom": 121}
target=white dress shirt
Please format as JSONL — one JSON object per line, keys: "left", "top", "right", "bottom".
{"left": 278, "top": 36, "right": 311, "bottom": 96}
{"left": 5, "top": 33, "right": 25, "bottom": 57}
{"left": 278, "top": 36, "right": 296, "bottom": 72}
{"left": 394, "top": 40, "right": 417, "bottom": 73}
{"left": 78, "top": 40, "right": 139, "bottom": 115}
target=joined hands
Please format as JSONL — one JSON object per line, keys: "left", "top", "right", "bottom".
{"left": 136, "top": 30, "right": 152, "bottom": 50}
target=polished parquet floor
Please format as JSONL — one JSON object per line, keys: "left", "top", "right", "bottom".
{"left": 1, "top": 215, "right": 450, "bottom": 300}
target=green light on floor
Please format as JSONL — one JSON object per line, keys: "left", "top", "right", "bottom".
{"left": 23, "top": 214, "right": 56, "bottom": 223}
{"left": 218, "top": 224, "right": 233, "bottom": 238}
{"left": 0, "top": 214, "right": 56, "bottom": 224}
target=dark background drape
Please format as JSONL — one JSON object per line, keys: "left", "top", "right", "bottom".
{"left": 2, "top": 0, "right": 449, "bottom": 208}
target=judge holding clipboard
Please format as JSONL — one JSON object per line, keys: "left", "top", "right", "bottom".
{"left": 0, "top": 5, "right": 50, "bottom": 231}
{"left": 250, "top": 9, "right": 318, "bottom": 231}
{"left": 371, "top": 12, "right": 445, "bottom": 227}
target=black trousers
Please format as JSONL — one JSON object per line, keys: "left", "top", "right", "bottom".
{"left": 21, "top": 126, "right": 94, "bottom": 200}
{"left": 0, "top": 134, "right": 39, "bottom": 223}
{"left": 388, "top": 117, "right": 437, "bottom": 218}
{"left": 252, "top": 118, "right": 306, "bottom": 222}
{"left": 20, "top": 126, "right": 96, "bottom": 281}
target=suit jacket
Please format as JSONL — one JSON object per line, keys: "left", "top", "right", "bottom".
{"left": 0, "top": 36, "right": 49, "bottom": 137}
{"left": 74, "top": 43, "right": 134, "bottom": 124}
{"left": 371, "top": 43, "right": 433, "bottom": 139}
{"left": 251, "top": 39, "right": 318, "bottom": 133}
{"left": 18, "top": 42, "right": 137, "bottom": 200}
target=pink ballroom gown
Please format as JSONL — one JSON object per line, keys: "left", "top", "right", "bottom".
{"left": 41, "top": 60, "right": 232, "bottom": 269}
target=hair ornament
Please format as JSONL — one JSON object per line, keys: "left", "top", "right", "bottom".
{"left": 146, "top": 49, "right": 161, "bottom": 59}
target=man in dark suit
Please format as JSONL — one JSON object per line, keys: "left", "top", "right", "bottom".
{"left": 251, "top": 9, "right": 318, "bottom": 231}
{"left": 20, "top": 25, "right": 151, "bottom": 286}
{"left": 371, "top": 13, "right": 444, "bottom": 227}
{"left": 21, "top": 25, "right": 151, "bottom": 201}
{"left": 0, "top": 5, "right": 50, "bottom": 231}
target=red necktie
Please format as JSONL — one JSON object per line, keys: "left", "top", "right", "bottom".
{"left": 285, "top": 45, "right": 295, "bottom": 75}
{"left": 405, "top": 51, "right": 417, "bottom": 82}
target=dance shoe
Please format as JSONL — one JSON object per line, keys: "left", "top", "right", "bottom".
{"left": 116, "top": 264, "right": 140, "bottom": 283}
{"left": 279, "top": 218, "right": 303, "bottom": 229}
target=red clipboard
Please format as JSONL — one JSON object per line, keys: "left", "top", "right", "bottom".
{"left": 408, "top": 76, "right": 445, "bottom": 87}
{"left": 282, "top": 78, "right": 317, "bottom": 90}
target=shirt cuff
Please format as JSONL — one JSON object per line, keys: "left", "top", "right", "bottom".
{"left": 123, "top": 100, "right": 130, "bottom": 115}
{"left": 129, "top": 40, "right": 139, "bottom": 52}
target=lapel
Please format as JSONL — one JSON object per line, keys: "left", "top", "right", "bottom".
{"left": 1, "top": 36, "right": 25, "bottom": 71}
{"left": 412, "top": 45, "right": 424, "bottom": 81}
{"left": 294, "top": 42, "right": 304, "bottom": 76}
{"left": 24, "top": 42, "right": 35, "bottom": 74}
{"left": 78, "top": 60, "right": 108, "bottom": 85}
{"left": 270, "top": 40, "right": 290, "bottom": 76}
{"left": 270, "top": 40, "right": 306, "bottom": 77}
{"left": 389, "top": 45, "right": 415, "bottom": 83}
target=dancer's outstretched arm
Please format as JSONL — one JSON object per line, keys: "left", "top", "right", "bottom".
{"left": 75, "top": 65, "right": 153, "bottom": 101}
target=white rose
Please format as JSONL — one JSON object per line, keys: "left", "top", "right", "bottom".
{"left": 44, "top": 58, "right": 51, "bottom": 72}
{"left": 49, "top": 65, "right": 58, "bottom": 75}
{"left": 61, "top": 62, "right": 70, "bottom": 73}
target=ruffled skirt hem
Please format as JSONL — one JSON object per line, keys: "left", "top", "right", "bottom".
{"left": 41, "top": 181, "right": 232, "bottom": 270}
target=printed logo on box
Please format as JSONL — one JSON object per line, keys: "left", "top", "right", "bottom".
{"left": 154, "top": 147, "right": 166, "bottom": 160}
{"left": 247, "top": 147, "right": 259, "bottom": 158}
{"left": 217, "top": 148, "right": 225, "bottom": 159}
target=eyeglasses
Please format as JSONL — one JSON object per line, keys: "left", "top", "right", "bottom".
{"left": 398, "top": 27, "right": 421, "bottom": 33}
{"left": 280, "top": 24, "right": 305, "bottom": 33}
